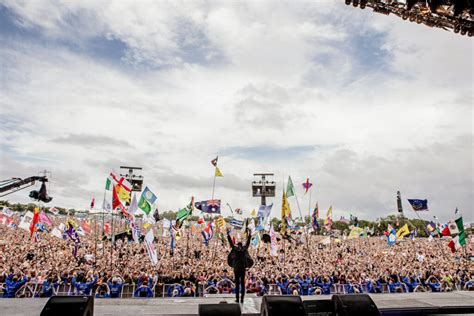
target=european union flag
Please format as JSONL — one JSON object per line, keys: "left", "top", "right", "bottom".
{"left": 407, "top": 199, "right": 429, "bottom": 211}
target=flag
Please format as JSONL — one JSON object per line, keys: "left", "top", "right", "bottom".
{"left": 105, "top": 177, "right": 112, "bottom": 191}
{"left": 230, "top": 218, "right": 244, "bottom": 229}
{"left": 215, "top": 167, "right": 223, "bottom": 177}
{"left": 153, "top": 208, "right": 160, "bottom": 222}
{"left": 175, "top": 197, "right": 194, "bottom": 228}
{"left": 455, "top": 214, "right": 466, "bottom": 246}
{"left": 201, "top": 222, "right": 213, "bottom": 246}
{"left": 348, "top": 227, "right": 365, "bottom": 239}
{"left": 169, "top": 224, "right": 175, "bottom": 253}
{"left": 250, "top": 209, "right": 257, "bottom": 217}
{"left": 387, "top": 229, "right": 397, "bottom": 246}
{"left": 407, "top": 199, "right": 429, "bottom": 211}
{"left": 2, "top": 208, "right": 13, "bottom": 217}
{"left": 280, "top": 192, "right": 291, "bottom": 235}
{"left": 312, "top": 205, "right": 320, "bottom": 231}
{"left": 115, "top": 184, "right": 131, "bottom": 203}
{"left": 314, "top": 202, "right": 319, "bottom": 219}
{"left": 39, "top": 212, "right": 53, "bottom": 227}
{"left": 109, "top": 172, "right": 132, "bottom": 202}
{"left": 215, "top": 217, "right": 226, "bottom": 230}
{"left": 49, "top": 207, "right": 59, "bottom": 216}
{"left": 302, "top": 178, "right": 312, "bottom": 194}
{"left": 128, "top": 193, "right": 139, "bottom": 215}
{"left": 138, "top": 187, "right": 157, "bottom": 215}
{"left": 286, "top": 176, "right": 295, "bottom": 198}
{"left": 257, "top": 203, "right": 273, "bottom": 220}
{"left": 144, "top": 230, "right": 158, "bottom": 265}
{"left": 270, "top": 225, "right": 278, "bottom": 256}
{"left": 426, "top": 221, "right": 438, "bottom": 235}
{"left": 444, "top": 214, "right": 466, "bottom": 247}
{"left": 90, "top": 198, "right": 95, "bottom": 210}
{"left": 30, "top": 208, "right": 40, "bottom": 238}
{"left": 65, "top": 220, "right": 80, "bottom": 257}
{"left": 324, "top": 206, "right": 332, "bottom": 228}
{"left": 211, "top": 156, "right": 218, "bottom": 167}
{"left": 396, "top": 224, "right": 410, "bottom": 240}
{"left": 81, "top": 220, "right": 91, "bottom": 235}
{"left": 195, "top": 199, "right": 221, "bottom": 214}
{"left": 112, "top": 185, "right": 123, "bottom": 211}
{"left": 448, "top": 236, "right": 462, "bottom": 253}
{"left": 251, "top": 232, "right": 260, "bottom": 249}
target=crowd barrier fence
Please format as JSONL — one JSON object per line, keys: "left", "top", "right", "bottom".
{"left": 0, "top": 281, "right": 472, "bottom": 298}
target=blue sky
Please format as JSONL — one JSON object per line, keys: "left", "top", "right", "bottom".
{"left": 0, "top": 1, "right": 472, "bottom": 223}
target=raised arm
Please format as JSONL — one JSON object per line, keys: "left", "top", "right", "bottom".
{"left": 244, "top": 229, "right": 251, "bottom": 249}
{"left": 226, "top": 229, "right": 234, "bottom": 248}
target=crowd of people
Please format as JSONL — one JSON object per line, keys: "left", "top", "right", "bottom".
{"left": 0, "top": 215, "right": 473, "bottom": 299}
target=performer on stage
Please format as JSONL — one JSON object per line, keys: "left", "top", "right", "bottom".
{"left": 227, "top": 227, "right": 254, "bottom": 303}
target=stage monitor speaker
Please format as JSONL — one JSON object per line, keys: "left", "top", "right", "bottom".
{"left": 260, "top": 295, "right": 305, "bottom": 316}
{"left": 198, "top": 302, "right": 241, "bottom": 316}
{"left": 332, "top": 294, "right": 380, "bottom": 316}
{"left": 40, "top": 296, "right": 94, "bottom": 316}
{"left": 303, "top": 299, "right": 335, "bottom": 316}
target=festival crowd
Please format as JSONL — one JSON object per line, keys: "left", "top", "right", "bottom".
{"left": 0, "top": 218, "right": 473, "bottom": 299}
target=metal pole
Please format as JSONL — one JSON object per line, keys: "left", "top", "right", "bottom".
{"left": 110, "top": 210, "right": 115, "bottom": 270}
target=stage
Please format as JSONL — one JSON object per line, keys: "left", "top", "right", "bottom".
{"left": 2, "top": 292, "right": 474, "bottom": 316}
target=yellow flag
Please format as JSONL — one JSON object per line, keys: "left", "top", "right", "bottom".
{"left": 348, "top": 227, "right": 364, "bottom": 239}
{"left": 250, "top": 209, "right": 257, "bottom": 217}
{"left": 215, "top": 167, "right": 223, "bottom": 177}
{"left": 281, "top": 192, "right": 291, "bottom": 235}
{"left": 216, "top": 217, "right": 226, "bottom": 229}
{"left": 396, "top": 223, "right": 410, "bottom": 240}
{"left": 324, "top": 206, "right": 333, "bottom": 226}
{"left": 115, "top": 184, "right": 130, "bottom": 203}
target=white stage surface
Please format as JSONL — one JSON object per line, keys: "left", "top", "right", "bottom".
{"left": 1, "top": 292, "right": 474, "bottom": 315}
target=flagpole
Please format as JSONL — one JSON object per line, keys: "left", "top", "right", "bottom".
{"left": 211, "top": 173, "right": 217, "bottom": 200}
{"left": 110, "top": 210, "right": 115, "bottom": 271}
{"left": 101, "top": 189, "right": 106, "bottom": 256}
{"left": 308, "top": 186, "right": 312, "bottom": 224}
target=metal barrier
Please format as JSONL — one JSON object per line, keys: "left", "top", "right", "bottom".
{"left": 121, "top": 284, "right": 135, "bottom": 298}
{"left": 1, "top": 280, "right": 469, "bottom": 299}
{"left": 0, "top": 283, "right": 5, "bottom": 297}
{"left": 267, "top": 284, "right": 282, "bottom": 295}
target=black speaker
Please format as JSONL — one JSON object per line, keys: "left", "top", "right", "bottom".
{"left": 198, "top": 302, "right": 241, "bottom": 316}
{"left": 260, "top": 295, "right": 305, "bottom": 316}
{"left": 40, "top": 296, "right": 94, "bottom": 316}
{"left": 332, "top": 294, "right": 380, "bottom": 316}
{"left": 303, "top": 299, "right": 335, "bottom": 316}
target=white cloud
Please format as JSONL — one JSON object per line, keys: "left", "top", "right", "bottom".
{"left": 0, "top": 1, "right": 472, "bottom": 223}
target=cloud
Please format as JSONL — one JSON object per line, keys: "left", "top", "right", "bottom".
{"left": 52, "top": 134, "right": 133, "bottom": 148}
{"left": 0, "top": 1, "right": 471, "bottom": 223}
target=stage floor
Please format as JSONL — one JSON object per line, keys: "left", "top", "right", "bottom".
{"left": 1, "top": 292, "right": 474, "bottom": 316}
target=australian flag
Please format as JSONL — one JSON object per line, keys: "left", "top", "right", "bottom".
{"left": 195, "top": 199, "right": 221, "bottom": 214}
{"left": 407, "top": 199, "right": 429, "bottom": 211}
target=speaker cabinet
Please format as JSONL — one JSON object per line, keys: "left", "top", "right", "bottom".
{"left": 40, "top": 296, "right": 94, "bottom": 316}
{"left": 332, "top": 294, "right": 380, "bottom": 316}
{"left": 198, "top": 303, "right": 241, "bottom": 316}
{"left": 260, "top": 295, "right": 305, "bottom": 316}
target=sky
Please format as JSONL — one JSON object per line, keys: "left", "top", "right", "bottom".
{"left": 0, "top": 1, "right": 472, "bottom": 223}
